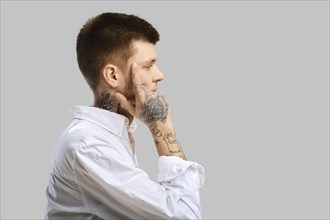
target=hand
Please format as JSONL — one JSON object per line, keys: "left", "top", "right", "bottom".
{"left": 115, "top": 63, "right": 170, "bottom": 128}
{"left": 116, "top": 63, "right": 185, "bottom": 160}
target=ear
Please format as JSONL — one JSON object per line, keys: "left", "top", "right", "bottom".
{"left": 102, "top": 64, "right": 119, "bottom": 88}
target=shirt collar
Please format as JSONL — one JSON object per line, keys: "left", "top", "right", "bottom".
{"left": 71, "top": 105, "right": 137, "bottom": 137}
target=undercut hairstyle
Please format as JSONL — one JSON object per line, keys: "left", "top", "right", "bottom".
{"left": 76, "top": 12, "right": 160, "bottom": 91}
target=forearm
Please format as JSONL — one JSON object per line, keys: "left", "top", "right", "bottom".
{"left": 149, "top": 119, "right": 186, "bottom": 160}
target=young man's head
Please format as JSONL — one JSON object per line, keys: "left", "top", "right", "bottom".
{"left": 76, "top": 12, "right": 164, "bottom": 103}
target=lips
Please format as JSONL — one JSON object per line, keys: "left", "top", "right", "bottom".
{"left": 153, "top": 87, "right": 158, "bottom": 92}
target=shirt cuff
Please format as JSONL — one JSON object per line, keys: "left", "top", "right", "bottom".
{"left": 158, "top": 156, "right": 205, "bottom": 187}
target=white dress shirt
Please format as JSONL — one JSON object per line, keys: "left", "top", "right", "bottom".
{"left": 45, "top": 106, "right": 204, "bottom": 219}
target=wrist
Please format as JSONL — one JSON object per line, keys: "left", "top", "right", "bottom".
{"left": 149, "top": 121, "right": 174, "bottom": 138}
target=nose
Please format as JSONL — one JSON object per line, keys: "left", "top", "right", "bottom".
{"left": 153, "top": 66, "right": 164, "bottom": 82}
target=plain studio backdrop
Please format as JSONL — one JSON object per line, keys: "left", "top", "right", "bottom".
{"left": 1, "top": 1, "right": 329, "bottom": 219}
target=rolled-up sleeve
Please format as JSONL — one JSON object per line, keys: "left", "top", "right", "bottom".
{"left": 73, "top": 144, "right": 205, "bottom": 219}
{"left": 158, "top": 156, "right": 205, "bottom": 219}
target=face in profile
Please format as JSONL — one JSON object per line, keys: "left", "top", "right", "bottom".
{"left": 119, "top": 40, "right": 164, "bottom": 104}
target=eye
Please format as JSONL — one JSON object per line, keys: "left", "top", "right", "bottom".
{"left": 144, "top": 65, "right": 152, "bottom": 70}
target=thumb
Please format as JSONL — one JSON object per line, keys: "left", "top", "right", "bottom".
{"left": 115, "top": 93, "right": 134, "bottom": 115}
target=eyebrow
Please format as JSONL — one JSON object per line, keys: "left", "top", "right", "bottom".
{"left": 141, "top": 58, "right": 157, "bottom": 66}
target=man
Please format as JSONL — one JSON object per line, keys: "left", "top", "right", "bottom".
{"left": 45, "top": 12, "right": 204, "bottom": 219}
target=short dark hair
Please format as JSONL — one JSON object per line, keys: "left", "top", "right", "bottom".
{"left": 76, "top": 12, "right": 160, "bottom": 91}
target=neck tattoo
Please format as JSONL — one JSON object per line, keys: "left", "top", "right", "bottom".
{"left": 99, "top": 93, "right": 114, "bottom": 112}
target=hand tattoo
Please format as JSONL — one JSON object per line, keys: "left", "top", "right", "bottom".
{"left": 99, "top": 93, "right": 114, "bottom": 112}
{"left": 150, "top": 123, "right": 162, "bottom": 137}
{"left": 141, "top": 94, "right": 168, "bottom": 123}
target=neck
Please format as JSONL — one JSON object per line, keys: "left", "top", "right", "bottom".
{"left": 94, "top": 92, "right": 134, "bottom": 124}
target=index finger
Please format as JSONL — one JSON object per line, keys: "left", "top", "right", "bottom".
{"left": 130, "top": 63, "right": 145, "bottom": 101}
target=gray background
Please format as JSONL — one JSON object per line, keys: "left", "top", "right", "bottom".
{"left": 1, "top": 1, "right": 329, "bottom": 219}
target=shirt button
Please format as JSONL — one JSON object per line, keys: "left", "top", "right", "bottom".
{"left": 191, "top": 166, "right": 197, "bottom": 174}
{"left": 124, "top": 118, "right": 129, "bottom": 126}
{"left": 117, "top": 131, "right": 122, "bottom": 136}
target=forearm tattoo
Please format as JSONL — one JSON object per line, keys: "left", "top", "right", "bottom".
{"left": 150, "top": 123, "right": 162, "bottom": 137}
{"left": 99, "top": 93, "right": 114, "bottom": 112}
{"left": 141, "top": 94, "right": 168, "bottom": 123}
{"left": 163, "top": 132, "right": 186, "bottom": 160}
{"left": 163, "top": 132, "right": 181, "bottom": 153}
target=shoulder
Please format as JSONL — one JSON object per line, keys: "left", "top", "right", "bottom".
{"left": 51, "top": 119, "right": 122, "bottom": 171}
{"left": 58, "top": 118, "right": 130, "bottom": 160}
{"left": 58, "top": 119, "right": 117, "bottom": 151}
